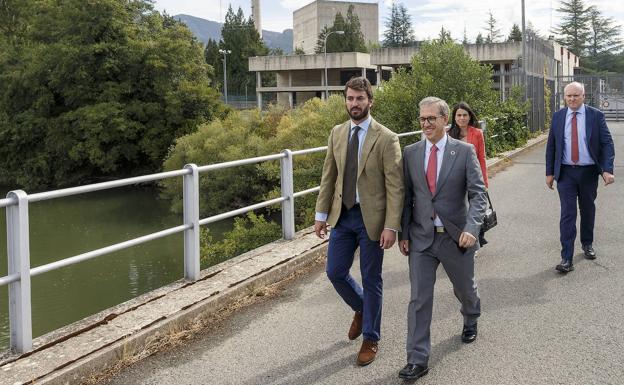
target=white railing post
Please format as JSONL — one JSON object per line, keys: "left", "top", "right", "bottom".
{"left": 6, "top": 190, "right": 32, "bottom": 353}
{"left": 183, "top": 164, "right": 200, "bottom": 281}
{"left": 280, "top": 150, "right": 295, "bottom": 240}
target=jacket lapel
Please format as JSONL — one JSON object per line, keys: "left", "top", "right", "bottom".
{"left": 414, "top": 140, "right": 427, "bottom": 191}
{"left": 434, "top": 136, "right": 459, "bottom": 196}
{"left": 336, "top": 121, "right": 350, "bottom": 176}
{"left": 357, "top": 119, "right": 381, "bottom": 178}
{"left": 584, "top": 106, "right": 593, "bottom": 144}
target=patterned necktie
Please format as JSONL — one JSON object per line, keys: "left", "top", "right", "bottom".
{"left": 342, "top": 126, "right": 361, "bottom": 210}
{"left": 426, "top": 144, "right": 438, "bottom": 194}
{"left": 571, "top": 111, "right": 579, "bottom": 164}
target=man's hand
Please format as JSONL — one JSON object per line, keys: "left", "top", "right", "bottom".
{"left": 546, "top": 175, "right": 554, "bottom": 190}
{"left": 602, "top": 172, "right": 615, "bottom": 186}
{"left": 399, "top": 240, "right": 409, "bottom": 256}
{"left": 458, "top": 232, "right": 476, "bottom": 248}
{"left": 314, "top": 220, "right": 329, "bottom": 239}
{"left": 379, "top": 229, "right": 396, "bottom": 249}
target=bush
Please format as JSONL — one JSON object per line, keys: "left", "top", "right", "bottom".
{"left": 483, "top": 86, "right": 530, "bottom": 156}
{"left": 200, "top": 212, "right": 281, "bottom": 267}
{"left": 162, "top": 96, "right": 347, "bottom": 267}
{"left": 373, "top": 40, "right": 529, "bottom": 157}
{"left": 373, "top": 41, "right": 499, "bottom": 134}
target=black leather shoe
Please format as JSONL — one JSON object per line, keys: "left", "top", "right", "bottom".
{"left": 555, "top": 259, "right": 574, "bottom": 273}
{"left": 582, "top": 245, "right": 596, "bottom": 260}
{"left": 461, "top": 323, "right": 478, "bottom": 343}
{"left": 398, "top": 363, "right": 429, "bottom": 380}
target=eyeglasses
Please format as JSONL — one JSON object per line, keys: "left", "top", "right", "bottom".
{"left": 418, "top": 116, "right": 441, "bottom": 125}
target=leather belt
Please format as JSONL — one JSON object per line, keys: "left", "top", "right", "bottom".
{"left": 434, "top": 226, "right": 445, "bottom": 233}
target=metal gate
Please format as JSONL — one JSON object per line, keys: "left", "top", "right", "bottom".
{"left": 555, "top": 75, "right": 624, "bottom": 121}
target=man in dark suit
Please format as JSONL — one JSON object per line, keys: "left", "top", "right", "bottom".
{"left": 314, "top": 77, "right": 403, "bottom": 366}
{"left": 546, "top": 81, "right": 615, "bottom": 273}
{"left": 397, "top": 97, "right": 486, "bottom": 381}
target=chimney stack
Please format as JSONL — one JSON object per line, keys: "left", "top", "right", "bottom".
{"left": 251, "top": 0, "right": 262, "bottom": 38}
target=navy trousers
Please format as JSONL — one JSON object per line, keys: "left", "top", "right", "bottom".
{"left": 326, "top": 205, "right": 384, "bottom": 342}
{"left": 556, "top": 165, "right": 599, "bottom": 261}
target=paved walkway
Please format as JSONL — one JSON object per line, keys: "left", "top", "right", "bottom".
{"left": 102, "top": 123, "right": 624, "bottom": 385}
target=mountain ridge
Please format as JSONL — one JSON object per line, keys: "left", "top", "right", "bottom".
{"left": 174, "top": 14, "right": 293, "bottom": 53}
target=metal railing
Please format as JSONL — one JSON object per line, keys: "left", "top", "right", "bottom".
{"left": 1, "top": 130, "right": 423, "bottom": 354}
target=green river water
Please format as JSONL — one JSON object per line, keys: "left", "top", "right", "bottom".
{"left": 0, "top": 185, "right": 232, "bottom": 351}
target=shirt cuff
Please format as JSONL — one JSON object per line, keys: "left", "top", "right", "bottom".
{"left": 315, "top": 212, "right": 328, "bottom": 222}
{"left": 384, "top": 227, "right": 398, "bottom": 233}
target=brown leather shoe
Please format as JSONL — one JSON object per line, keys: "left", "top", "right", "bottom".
{"left": 348, "top": 311, "right": 363, "bottom": 340}
{"left": 357, "top": 340, "right": 378, "bottom": 366}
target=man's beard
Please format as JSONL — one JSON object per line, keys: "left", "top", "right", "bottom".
{"left": 347, "top": 105, "right": 369, "bottom": 121}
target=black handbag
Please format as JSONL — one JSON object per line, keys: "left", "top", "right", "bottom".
{"left": 481, "top": 191, "right": 497, "bottom": 232}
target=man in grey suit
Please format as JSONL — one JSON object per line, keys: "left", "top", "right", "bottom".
{"left": 397, "top": 97, "right": 487, "bottom": 381}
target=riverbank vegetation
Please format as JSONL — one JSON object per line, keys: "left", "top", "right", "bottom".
{"left": 0, "top": 0, "right": 226, "bottom": 190}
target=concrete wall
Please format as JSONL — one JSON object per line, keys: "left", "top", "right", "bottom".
{"left": 465, "top": 42, "right": 522, "bottom": 62}
{"left": 250, "top": 52, "right": 374, "bottom": 71}
{"left": 293, "top": 1, "right": 318, "bottom": 53}
{"left": 293, "top": 1, "right": 378, "bottom": 54}
{"left": 552, "top": 41, "right": 578, "bottom": 77}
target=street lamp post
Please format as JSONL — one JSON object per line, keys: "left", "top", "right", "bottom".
{"left": 323, "top": 30, "right": 344, "bottom": 100}
{"left": 218, "top": 49, "right": 232, "bottom": 104}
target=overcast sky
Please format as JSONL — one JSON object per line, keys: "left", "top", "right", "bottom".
{"left": 153, "top": 0, "right": 624, "bottom": 43}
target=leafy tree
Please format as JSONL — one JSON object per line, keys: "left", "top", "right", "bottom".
{"left": 508, "top": 23, "right": 523, "bottom": 42}
{"left": 201, "top": 213, "right": 282, "bottom": 267}
{"left": 586, "top": 6, "right": 622, "bottom": 56}
{"left": 475, "top": 33, "right": 485, "bottom": 44}
{"left": 294, "top": 46, "right": 306, "bottom": 55}
{"left": 462, "top": 27, "right": 469, "bottom": 44}
{"left": 204, "top": 38, "right": 221, "bottom": 85}
{"left": 382, "top": 2, "right": 415, "bottom": 47}
{"left": 269, "top": 47, "right": 285, "bottom": 55}
{"left": 315, "top": 5, "right": 366, "bottom": 53}
{"left": 437, "top": 26, "right": 452, "bottom": 44}
{"left": 527, "top": 21, "right": 544, "bottom": 38}
{"left": 0, "top": 0, "right": 224, "bottom": 189}
{"left": 218, "top": 6, "right": 268, "bottom": 97}
{"left": 373, "top": 41, "right": 499, "bottom": 134}
{"left": 553, "top": 0, "right": 590, "bottom": 56}
{"left": 484, "top": 10, "right": 502, "bottom": 43}
{"left": 161, "top": 96, "right": 347, "bottom": 219}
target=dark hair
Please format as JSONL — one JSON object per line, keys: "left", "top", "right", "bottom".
{"left": 344, "top": 77, "right": 373, "bottom": 100}
{"left": 449, "top": 102, "right": 479, "bottom": 139}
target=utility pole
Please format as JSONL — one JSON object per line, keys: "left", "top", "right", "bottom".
{"left": 521, "top": 0, "right": 527, "bottom": 102}
{"left": 218, "top": 49, "right": 232, "bottom": 104}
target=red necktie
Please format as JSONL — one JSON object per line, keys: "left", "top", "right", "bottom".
{"left": 571, "top": 111, "right": 579, "bottom": 164}
{"left": 426, "top": 144, "right": 438, "bottom": 194}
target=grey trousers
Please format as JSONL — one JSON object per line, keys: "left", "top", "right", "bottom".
{"left": 406, "top": 232, "right": 481, "bottom": 366}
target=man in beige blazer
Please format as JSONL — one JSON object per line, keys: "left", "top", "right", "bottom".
{"left": 314, "top": 77, "right": 403, "bottom": 366}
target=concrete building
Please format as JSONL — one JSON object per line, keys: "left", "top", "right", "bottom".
{"left": 371, "top": 40, "right": 578, "bottom": 101}
{"left": 293, "top": 1, "right": 378, "bottom": 54}
{"left": 249, "top": 52, "right": 380, "bottom": 108}
{"left": 250, "top": 39, "right": 578, "bottom": 109}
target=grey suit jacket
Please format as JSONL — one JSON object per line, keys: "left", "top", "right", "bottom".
{"left": 400, "top": 136, "right": 487, "bottom": 252}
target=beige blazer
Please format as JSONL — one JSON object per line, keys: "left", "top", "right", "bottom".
{"left": 315, "top": 118, "right": 404, "bottom": 241}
